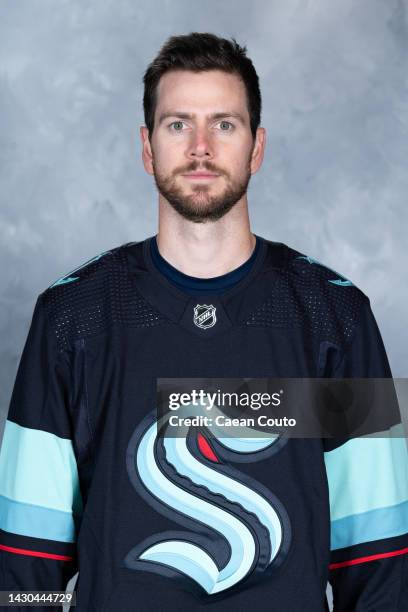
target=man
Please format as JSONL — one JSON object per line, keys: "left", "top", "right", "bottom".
{"left": 0, "top": 32, "right": 407, "bottom": 611}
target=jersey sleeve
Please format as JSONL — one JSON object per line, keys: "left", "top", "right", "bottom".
{"left": 323, "top": 297, "right": 408, "bottom": 610}
{"left": 0, "top": 293, "right": 83, "bottom": 600}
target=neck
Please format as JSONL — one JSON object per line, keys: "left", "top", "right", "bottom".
{"left": 156, "top": 195, "right": 255, "bottom": 278}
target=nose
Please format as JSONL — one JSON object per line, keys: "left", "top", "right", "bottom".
{"left": 187, "top": 126, "right": 213, "bottom": 160}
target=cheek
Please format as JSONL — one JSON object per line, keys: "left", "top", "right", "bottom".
{"left": 227, "top": 153, "right": 250, "bottom": 174}
{"left": 219, "top": 138, "right": 252, "bottom": 166}
{"left": 151, "top": 150, "right": 172, "bottom": 174}
{"left": 152, "top": 140, "right": 184, "bottom": 169}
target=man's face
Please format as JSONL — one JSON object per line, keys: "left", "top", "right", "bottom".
{"left": 141, "top": 70, "right": 265, "bottom": 223}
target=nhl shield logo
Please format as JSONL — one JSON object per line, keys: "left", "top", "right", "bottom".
{"left": 193, "top": 304, "right": 217, "bottom": 329}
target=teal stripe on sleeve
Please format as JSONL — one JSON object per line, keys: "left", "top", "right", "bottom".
{"left": 0, "top": 494, "right": 78, "bottom": 543}
{"left": 0, "top": 420, "right": 83, "bottom": 517}
{"left": 324, "top": 423, "right": 408, "bottom": 521}
{"left": 331, "top": 499, "right": 408, "bottom": 550}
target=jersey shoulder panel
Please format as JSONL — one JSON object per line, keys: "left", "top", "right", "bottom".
{"left": 288, "top": 246, "right": 368, "bottom": 347}
{"left": 250, "top": 241, "right": 368, "bottom": 350}
{"left": 39, "top": 240, "right": 167, "bottom": 352}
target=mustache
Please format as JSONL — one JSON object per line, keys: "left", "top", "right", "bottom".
{"left": 174, "top": 162, "right": 225, "bottom": 175}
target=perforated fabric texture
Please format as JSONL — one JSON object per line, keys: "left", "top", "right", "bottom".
{"left": 40, "top": 241, "right": 366, "bottom": 356}
{"left": 244, "top": 251, "right": 366, "bottom": 351}
{"left": 41, "top": 243, "right": 169, "bottom": 353}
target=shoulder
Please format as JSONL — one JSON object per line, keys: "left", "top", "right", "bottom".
{"left": 263, "top": 238, "right": 366, "bottom": 295}
{"left": 43, "top": 241, "right": 138, "bottom": 292}
{"left": 37, "top": 240, "right": 144, "bottom": 352}
{"left": 287, "top": 246, "right": 367, "bottom": 303}
{"left": 259, "top": 239, "right": 370, "bottom": 347}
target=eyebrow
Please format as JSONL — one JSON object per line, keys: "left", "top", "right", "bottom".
{"left": 158, "top": 111, "right": 246, "bottom": 126}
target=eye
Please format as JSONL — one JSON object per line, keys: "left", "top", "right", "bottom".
{"left": 169, "top": 121, "right": 186, "bottom": 131}
{"left": 218, "top": 120, "right": 234, "bottom": 131}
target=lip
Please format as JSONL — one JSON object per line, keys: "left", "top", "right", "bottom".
{"left": 182, "top": 173, "right": 219, "bottom": 179}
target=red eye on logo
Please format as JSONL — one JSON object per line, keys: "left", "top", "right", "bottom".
{"left": 197, "top": 431, "right": 219, "bottom": 462}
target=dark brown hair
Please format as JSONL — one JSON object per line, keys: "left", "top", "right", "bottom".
{"left": 143, "top": 32, "right": 261, "bottom": 139}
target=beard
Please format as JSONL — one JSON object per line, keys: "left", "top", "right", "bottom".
{"left": 152, "top": 155, "right": 253, "bottom": 223}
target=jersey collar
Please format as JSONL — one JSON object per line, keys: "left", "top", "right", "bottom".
{"left": 125, "top": 233, "right": 286, "bottom": 339}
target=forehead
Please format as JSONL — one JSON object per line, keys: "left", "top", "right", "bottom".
{"left": 155, "top": 70, "right": 248, "bottom": 116}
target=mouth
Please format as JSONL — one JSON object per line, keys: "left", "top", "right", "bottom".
{"left": 181, "top": 172, "right": 220, "bottom": 180}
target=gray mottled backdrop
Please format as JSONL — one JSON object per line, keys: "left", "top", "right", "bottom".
{"left": 1, "top": 0, "right": 407, "bottom": 608}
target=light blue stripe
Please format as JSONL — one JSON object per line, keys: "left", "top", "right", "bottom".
{"left": 0, "top": 494, "right": 78, "bottom": 543}
{"left": 0, "top": 420, "right": 82, "bottom": 515}
{"left": 140, "top": 542, "right": 216, "bottom": 593}
{"left": 331, "top": 499, "right": 408, "bottom": 550}
{"left": 324, "top": 425, "right": 408, "bottom": 520}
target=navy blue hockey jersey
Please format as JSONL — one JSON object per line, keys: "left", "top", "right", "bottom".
{"left": 1, "top": 234, "right": 407, "bottom": 611}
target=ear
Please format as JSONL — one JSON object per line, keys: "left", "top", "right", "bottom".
{"left": 250, "top": 127, "right": 266, "bottom": 175}
{"left": 140, "top": 125, "right": 154, "bottom": 175}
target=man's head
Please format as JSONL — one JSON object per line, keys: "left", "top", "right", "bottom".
{"left": 140, "top": 32, "right": 265, "bottom": 223}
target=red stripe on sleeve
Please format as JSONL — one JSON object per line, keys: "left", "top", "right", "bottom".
{"left": 0, "top": 543, "right": 74, "bottom": 561}
{"left": 330, "top": 546, "right": 408, "bottom": 570}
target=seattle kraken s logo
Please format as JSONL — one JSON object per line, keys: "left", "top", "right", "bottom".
{"left": 124, "top": 407, "right": 292, "bottom": 598}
